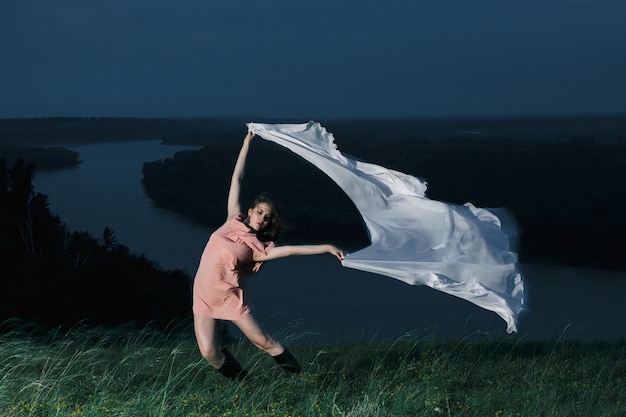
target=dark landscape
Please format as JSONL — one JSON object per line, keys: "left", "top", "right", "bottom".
{"left": 149, "top": 114, "right": 626, "bottom": 270}
{"left": 2, "top": 115, "right": 626, "bottom": 417}
{"left": 1, "top": 114, "right": 626, "bottom": 329}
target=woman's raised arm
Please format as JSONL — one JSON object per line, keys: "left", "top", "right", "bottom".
{"left": 226, "top": 129, "right": 255, "bottom": 220}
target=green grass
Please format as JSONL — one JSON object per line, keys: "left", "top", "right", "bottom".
{"left": 1, "top": 319, "right": 624, "bottom": 417}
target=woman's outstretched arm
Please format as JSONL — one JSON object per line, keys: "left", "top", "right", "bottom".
{"left": 253, "top": 244, "right": 344, "bottom": 262}
{"left": 226, "top": 129, "right": 255, "bottom": 220}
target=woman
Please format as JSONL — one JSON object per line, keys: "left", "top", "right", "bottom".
{"left": 193, "top": 127, "right": 344, "bottom": 381}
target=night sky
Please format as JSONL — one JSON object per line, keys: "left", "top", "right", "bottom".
{"left": 2, "top": 0, "right": 625, "bottom": 120}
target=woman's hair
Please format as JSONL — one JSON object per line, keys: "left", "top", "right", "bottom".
{"left": 249, "top": 193, "right": 282, "bottom": 242}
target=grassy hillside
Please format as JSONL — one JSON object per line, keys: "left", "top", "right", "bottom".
{"left": 1, "top": 320, "right": 624, "bottom": 417}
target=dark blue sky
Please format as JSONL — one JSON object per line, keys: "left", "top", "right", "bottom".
{"left": 2, "top": 0, "right": 625, "bottom": 119}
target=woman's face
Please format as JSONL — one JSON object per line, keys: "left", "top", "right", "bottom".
{"left": 247, "top": 202, "right": 272, "bottom": 231}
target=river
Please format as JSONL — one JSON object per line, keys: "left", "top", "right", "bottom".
{"left": 32, "top": 140, "right": 626, "bottom": 342}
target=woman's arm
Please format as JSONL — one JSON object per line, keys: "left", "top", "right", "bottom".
{"left": 253, "top": 244, "right": 344, "bottom": 262}
{"left": 226, "top": 129, "right": 255, "bottom": 220}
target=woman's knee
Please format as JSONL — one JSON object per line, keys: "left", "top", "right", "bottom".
{"left": 193, "top": 315, "right": 223, "bottom": 365}
{"left": 198, "top": 344, "right": 223, "bottom": 367}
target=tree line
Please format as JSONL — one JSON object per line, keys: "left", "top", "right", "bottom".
{"left": 0, "top": 158, "right": 192, "bottom": 329}
{"left": 0, "top": 117, "right": 224, "bottom": 146}
{"left": 145, "top": 121, "right": 626, "bottom": 270}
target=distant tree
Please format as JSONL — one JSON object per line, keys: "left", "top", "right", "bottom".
{"left": 102, "top": 227, "right": 118, "bottom": 252}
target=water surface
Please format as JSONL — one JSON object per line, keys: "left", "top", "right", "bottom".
{"left": 33, "top": 141, "right": 626, "bottom": 342}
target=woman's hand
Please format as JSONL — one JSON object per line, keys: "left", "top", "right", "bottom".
{"left": 245, "top": 124, "right": 255, "bottom": 142}
{"left": 327, "top": 245, "right": 345, "bottom": 261}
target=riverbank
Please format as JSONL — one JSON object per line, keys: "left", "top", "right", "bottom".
{"left": 29, "top": 138, "right": 626, "bottom": 342}
{"left": 144, "top": 115, "right": 626, "bottom": 270}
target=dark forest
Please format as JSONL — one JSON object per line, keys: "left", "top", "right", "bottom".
{"left": 0, "top": 158, "right": 191, "bottom": 329}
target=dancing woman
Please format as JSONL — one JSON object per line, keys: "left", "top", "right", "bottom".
{"left": 192, "top": 127, "right": 344, "bottom": 380}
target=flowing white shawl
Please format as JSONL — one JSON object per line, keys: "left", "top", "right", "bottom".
{"left": 249, "top": 121, "right": 525, "bottom": 333}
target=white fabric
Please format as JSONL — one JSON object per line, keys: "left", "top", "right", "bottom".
{"left": 249, "top": 121, "right": 525, "bottom": 333}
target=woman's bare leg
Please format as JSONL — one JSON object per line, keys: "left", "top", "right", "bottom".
{"left": 193, "top": 315, "right": 224, "bottom": 368}
{"left": 232, "top": 315, "right": 284, "bottom": 356}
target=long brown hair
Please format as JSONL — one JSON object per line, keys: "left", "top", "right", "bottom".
{"left": 249, "top": 193, "right": 282, "bottom": 242}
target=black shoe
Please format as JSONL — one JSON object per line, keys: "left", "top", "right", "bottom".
{"left": 217, "top": 348, "right": 248, "bottom": 381}
{"left": 272, "top": 347, "right": 302, "bottom": 375}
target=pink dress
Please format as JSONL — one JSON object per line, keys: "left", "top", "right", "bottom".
{"left": 192, "top": 215, "right": 274, "bottom": 320}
